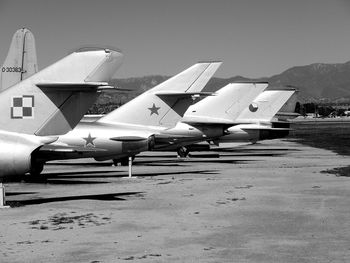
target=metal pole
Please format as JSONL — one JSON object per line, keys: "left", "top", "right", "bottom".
{"left": 128, "top": 156, "right": 132, "bottom": 178}
{"left": 0, "top": 182, "right": 9, "bottom": 208}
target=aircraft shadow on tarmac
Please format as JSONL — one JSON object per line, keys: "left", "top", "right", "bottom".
{"left": 42, "top": 169, "right": 221, "bottom": 181}
{"left": 136, "top": 158, "right": 260, "bottom": 165}
{"left": 46, "top": 162, "right": 114, "bottom": 167}
{"left": 133, "top": 169, "right": 220, "bottom": 177}
{"left": 6, "top": 191, "right": 38, "bottom": 196}
{"left": 44, "top": 149, "right": 289, "bottom": 169}
{"left": 6, "top": 191, "right": 144, "bottom": 207}
{"left": 43, "top": 170, "right": 122, "bottom": 177}
{"left": 138, "top": 152, "right": 287, "bottom": 165}
{"left": 214, "top": 148, "right": 296, "bottom": 153}
{"left": 211, "top": 153, "right": 285, "bottom": 158}
{"left": 5, "top": 174, "right": 112, "bottom": 184}
{"left": 8, "top": 168, "right": 221, "bottom": 186}
{"left": 34, "top": 178, "right": 110, "bottom": 185}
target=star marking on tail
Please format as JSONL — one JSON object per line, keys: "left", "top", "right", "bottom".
{"left": 83, "top": 133, "right": 96, "bottom": 147}
{"left": 148, "top": 103, "right": 160, "bottom": 116}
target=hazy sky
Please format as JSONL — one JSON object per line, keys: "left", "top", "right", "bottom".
{"left": 1, "top": 0, "right": 350, "bottom": 78}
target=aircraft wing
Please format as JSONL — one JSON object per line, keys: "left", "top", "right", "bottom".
{"left": 109, "top": 136, "right": 150, "bottom": 142}
{"left": 39, "top": 144, "right": 108, "bottom": 153}
{"left": 34, "top": 144, "right": 108, "bottom": 162}
{"left": 153, "top": 133, "right": 204, "bottom": 147}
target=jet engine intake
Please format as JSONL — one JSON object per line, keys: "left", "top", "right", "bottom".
{"left": 0, "top": 132, "right": 42, "bottom": 178}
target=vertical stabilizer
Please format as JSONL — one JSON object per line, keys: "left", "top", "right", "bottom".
{"left": 0, "top": 28, "right": 38, "bottom": 91}
{"left": 0, "top": 48, "right": 123, "bottom": 136}
{"left": 183, "top": 83, "right": 268, "bottom": 123}
{"left": 236, "top": 90, "right": 296, "bottom": 122}
{"left": 98, "top": 61, "right": 222, "bottom": 127}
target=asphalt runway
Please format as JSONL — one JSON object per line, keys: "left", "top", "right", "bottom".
{"left": 1, "top": 139, "right": 350, "bottom": 262}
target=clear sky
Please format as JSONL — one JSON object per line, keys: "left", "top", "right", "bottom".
{"left": 1, "top": 0, "right": 350, "bottom": 78}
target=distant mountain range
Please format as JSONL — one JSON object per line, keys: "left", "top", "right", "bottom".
{"left": 97, "top": 60, "right": 350, "bottom": 107}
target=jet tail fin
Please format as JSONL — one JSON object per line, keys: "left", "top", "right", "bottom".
{"left": 236, "top": 89, "right": 296, "bottom": 123}
{"left": 98, "top": 61, "right": 222, "bottom": 127}
{"left": 0, "top": 28, "right": 38, "bottom": 92}
{"left": 275, "top": 91, "right": 299, "bottom": 120}
{"left": 0, "top": 48, "right": 123, "bottom": 136}
{"left": 182, "top": 82, "right": 268, "bottom": 124}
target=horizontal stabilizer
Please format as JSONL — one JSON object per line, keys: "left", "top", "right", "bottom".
{"left": 182, "top": 116, "right": 254, "bottom": 126}
{"left": 155, "top": 91, "right": 214, "bottom": 98}
{"left": 82, "top": 115, "right": 104, "bottom": 122}
{"left": 182, "top": 116, "right": 235, "bottom": 125}
{"left": 242, "top": 127, "right": 293, "bottom": 131}
{"left": 36, "top": 82, "right": 110, "bottom": 91}
{"left": 275, "top": 111, "right": 300, "bottom": 119}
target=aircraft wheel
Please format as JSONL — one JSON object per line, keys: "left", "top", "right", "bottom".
{"left": 112, "top": 159, "right": 120, "bottom": 166}
{"left": 113, "top": 156, "right": 135, "bottom": 166}
{"left": 30, "top": 162, "right": 44, "bottom": 177}
{"left": 27, "top": 162, "right": 45, "bottom": 181}
{"left": 112, "top": 157, "right": 128, "bottom": 166}
{"left": 177, "top": 147, "right": 189, "bottom": 158}
{"left": 120, "top": 157, "right": 129, "bottom": 166}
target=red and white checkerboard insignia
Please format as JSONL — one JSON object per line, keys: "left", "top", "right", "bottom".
{"left": 11, "top": 95, "right": 35, "bottom": 119}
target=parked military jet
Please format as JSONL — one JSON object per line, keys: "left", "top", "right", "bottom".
{"left": 210, "top": 89, "right": 296, "bottom": 143}
{"left": 13, "top": 29, "right": 296, "bottom": 179}
{"left": 0, "top": 43, "right": 123, "bottom": 178}
{"left": 155, "top": 83, "right": 296, "bottom": 156}
{"left": 3, "top": 29, "right": 221, "bottom": 177}
{"left": 29, "top": 61, "right": 222, "bottom": 175}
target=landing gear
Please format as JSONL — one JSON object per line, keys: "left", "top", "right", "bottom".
{"left": 25, "top": 161, "right": 46, "bottom": 182}
{"left": 177, "top": 147, "right": 190, "bottom": 158}
{"left": 120, "top": 157, "right": 129, "bottom": 166}
{"left": 112, "top": 156, "right": 135, "bottom": 178}
{"left": 31, "top": 162, "right": 44, "bottom": 177}
{"left": 113, "top": 156, "right": 135, "bottom": 166}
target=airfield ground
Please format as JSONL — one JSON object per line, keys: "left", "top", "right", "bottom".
{"left": 1, "top": 136, "right": 350, "bottom": 262}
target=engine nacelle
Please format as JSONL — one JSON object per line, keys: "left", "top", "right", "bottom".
{"left": 121, "top": 135, "right": 155, "bottom": 154}
{"left": 0, "top": 131, "right": 42, "bottom": 178}
{"left": 221, "top": 125, "right": 260, "bottom": 142}
{"left": 165, "top": 122, "right": 224, "bottom": 138}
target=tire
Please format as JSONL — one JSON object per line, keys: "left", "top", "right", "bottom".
{"left": 177, "top": 147, "right": 189, "bottom": 158}
{"left": 30, "top": 162, "right": 44, "bottom": 177}
{"left": 113, "top": 156, "right": 135, "bottom": 166}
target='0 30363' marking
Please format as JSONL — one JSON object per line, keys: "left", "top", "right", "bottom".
{"left": 2, "top": 67, "right": 22, "bottom": 73}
